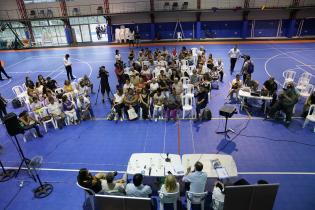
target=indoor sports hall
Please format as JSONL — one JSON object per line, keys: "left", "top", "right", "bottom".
{"left": 0, "top": 1, "right": 315, "bottom": 210}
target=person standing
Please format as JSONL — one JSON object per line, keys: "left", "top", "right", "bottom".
{"left": 0, "top": 60, "right": 12, "bottom": 81}
{"left": 228, "top": 45, "right": 241, "bottom": 75}
{"left": 98, "top": 66, "right": 111, "bottom": 103}
{"left": 64, "top": 54, "right": 75, "bottom": 81}
{"left": 0, "top": 93, "right": 7, "bottom": 122}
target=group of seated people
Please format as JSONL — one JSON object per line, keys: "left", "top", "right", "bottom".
{"left": 226, "top": 72, "right": 315, "bottom": 127}
{"left": 17, "top": 74, "right": 95, "bottom": 138}
{"left": 110, "top": 47, "right": 224, "bottom": 122}
{"left": 77, "top": 161, "right": 268, "bottom": 210}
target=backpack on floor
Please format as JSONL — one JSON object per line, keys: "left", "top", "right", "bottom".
{"left": 211, "top": 81, "right": 219, "bottom": 90}
{"left": 106, "top": 108, "right": 116, "bottom": 121}
{"left": 12, "top": 98, "right": 22, "bottom": 109}
{"left": 201, "top": 108, "right": 212, "bottom": 121}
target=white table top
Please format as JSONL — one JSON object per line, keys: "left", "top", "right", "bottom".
{"left": 181, "top": 154, "right": 238, "bottom": 178}
{"left": 127, "top": 153, "right": 185, "bottom": 177}
{"left": 239, "top": 89, "right": 272, "bottom": 101}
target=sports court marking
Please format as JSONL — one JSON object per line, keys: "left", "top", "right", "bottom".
{"left": 189, "top": 120, "right": 196, "bottom": 153}
{"left": 4, "top": 166, "right": 315, "bottom": 175}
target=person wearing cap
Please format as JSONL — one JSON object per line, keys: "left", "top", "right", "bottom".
{"left": 126, "top": 173, "right": 152, "bottom": 197}
{"left": 100, "top": 172, "right": 127, "bottom": 195}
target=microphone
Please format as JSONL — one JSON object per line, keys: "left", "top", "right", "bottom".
{"left": 149, "top": 167, "right": 152, "bottom": 176}
{"left": 165, "top": 153, "right": 171, "bottom": 162}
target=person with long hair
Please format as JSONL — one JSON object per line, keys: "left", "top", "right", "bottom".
{"left": 160, "top": 174, "right": 179, "bottom": 193}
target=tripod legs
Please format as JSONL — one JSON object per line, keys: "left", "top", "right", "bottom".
{"left": 0, "top": 160, "right": 16, "bottom": 182}
{"left": 216, "top": 117, "right": 235, "bottom": 139}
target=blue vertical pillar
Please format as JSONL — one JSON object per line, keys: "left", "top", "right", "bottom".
{"left": 196, "top": 21, "right": 201, "bottom": 39}
{"left": 150, "top": 23, "right": 155, "bottom": 40}
{"left": 65, "top": 27, "right": 72, "bottom": 45}
{"left": 107, "top": 25, "right": 112, "bottom": 42}
{"left": 287, "top": 19, "right": 296, "bottom": 38}
{"left": 241, "top": 20, "right": 248, "bottom": 39}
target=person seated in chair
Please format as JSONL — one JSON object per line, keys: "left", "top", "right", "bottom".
{"left": 302, "top": 90, "right": 315, "bottom": 118}
{"left": 194, "top": 86, "right": 209, "bottom": 122}
{"left": 62, "top": 95, "right": 79, "bottom": 125}
{"left": 126, "top": 173, "right": 152, "bottom": 197}
{"left": 77, "top": 95, "right": 94, "bottom": 120}
{"left": 113, "top": 88, "right": 125, "bottom": 121}
{"left": 77, "top": 168, "right": 106, "bottom": 194}
{"left": 159, "top": 174, "right": 179, "bottom": 194}
{"left": 153, "top": 89, "right": 165, "bottom": 122}
{"left": 165, "top": 88, "right": 180, "bottom": 121}
{"left": 182, "top": 161, "right": 207, "bottom": 193}
{"left": 139, "top": 88, "right": 150, "bottom": 120}
{"left": 46, "top": 77, "right": 58, "bottom": 92}
{"left": 47, "top": 97, "right": 65, "bottom": 129}
{"left": 30, "top": 96, "right": 43, "bottom": 114}
{"left": 244, "top": 74, "right": 259, "bottom": 91}
{"left": 18, "top": 110, "right": 43, "bottom": 138}
{"left": 123, "top": 88, "right": 139, "bottom": 120}
{"left": 212, "top": 181, "right": 225, "bottom": 210}
{"left": 267, "top": 82, "right": 299, "bottom": 127}
{"left": 101, "top": 172, "right": 127, "bottom": 195}
{"left": 81, "top": 75, "right": 94, "bottom": 94}
{"left": 226, "top": 74, "right": 243, "bottom": 100}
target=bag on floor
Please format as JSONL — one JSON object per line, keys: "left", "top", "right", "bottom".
{"left": 201, "top": 108, "right": 212, "bottom": 121}
{"left": 12, "top": 98, "right": 22, "bottom": 109}
{"left": 211, "top": 81, "right": 219, "bottom": 90}
{"left": 106, "top": 108, "right": 116, "bottom": 121}
{"left": 127, "top": 107, "right": 138, "bottom": 120}
{"left": 81, "top": 109, "right": 91, "bottom": 120}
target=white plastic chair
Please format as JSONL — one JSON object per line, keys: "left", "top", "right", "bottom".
{"left": 182, "top": 95, "right": 194, "bottom": 119}
{"left": 22, "top": 83, "right": 27, "bottom": 91}
{"left": 303, "top": 104, "right": 315, "bottom": 132}
{"left": 39, "top": 107, "right": 57, "bottom": 132}
{"left": 12, "top": 85, "right": 27, "bottom": 103}
{"left": 282, "top": 70, "right": 296, "bottom": 87}
{"left": 158, "top": 191, "right": 179, "bottom": 210}
{"left": 181, "top": 59, "right": 188, "bottom": 67}
{"left": 76, "top": 182, "right": 95, "bottom": 210}
{"left": 55, "top": 88, "right": 64, "bottom": 95}
{"left": 300, "top": 84, "right": 313, "bottom": 97}
{"left": 186, "top": 191, "right": 208, "bottom": 210}
{"left": 181, "top": 77, "right": 190, "bottom": 89}
{"left": 300, "top": 72, "right": 312, "bottom": 82}
{"left": 296, "top": 77, "right": 310, "bottom": 91}
{"left": 184, "top": 84, "right": 194, "bottom": 98}
{"left": 177, "top": 32, "right": 182, "bottom": 41}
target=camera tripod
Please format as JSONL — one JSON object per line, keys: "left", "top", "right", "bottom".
{"left": 95, "top": 81, "right": 114, "bottom": 105}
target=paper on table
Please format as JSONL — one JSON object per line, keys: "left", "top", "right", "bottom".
{"left": 215, "top": 167, "right": 229, "bottom": 179}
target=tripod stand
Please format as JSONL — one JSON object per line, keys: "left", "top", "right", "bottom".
{"left": 216, "top": 116, "right": 235, "bottom": 139}
{"left": 216, "top": 105, "right": 236, "bottom": 139}
{"left": 173, "top": 19, "right": 185, "bottom": 40}
{"left": 11, "top": 135, "right": 36, "bottom": 182}
{"left": 0, "top": 160, "right": 16, "bottom": 182}
{"left": 94, "top": 81, "right": 114, "bottom": 105}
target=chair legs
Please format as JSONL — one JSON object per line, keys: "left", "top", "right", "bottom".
{"left": 186, "top": 199, "right": 191, "bottom": 210}
{"left": 303, "top": 119, "right": 309, "bottom": 128}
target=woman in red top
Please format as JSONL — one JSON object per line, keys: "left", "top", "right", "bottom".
{"left": 114, "top": 62, "right": 124, "bottom": 86}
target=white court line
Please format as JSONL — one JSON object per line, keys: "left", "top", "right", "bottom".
{"left": 143, "top": 123, "right": 149, "bottom": 152}
{"left": 4, "top": 166, "right": 315, "bottom": 175}
{"left": 5, "top": 57, "right": 30, "bottom": 69}
{"left": 163, "top": 121, "right": 167, "bottom": 153}
{"left": 190, "top": 120, "right": 196, "bottom": 153}
{"left": 0, "top": 79, "right": 12, "bottom": 88}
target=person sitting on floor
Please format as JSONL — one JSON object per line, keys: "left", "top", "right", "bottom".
{"left": 62, "top": 95, "right": 79, "bottom": 125}
{"left": 267, "top": 82, "right": 299, "bottom": 127}
{"left": 182, "top": 161, "right": 207, "bottom": 193}
{"left": 126, "top": 173, "right": 152, "bottom": 197}
{"left": 19, "top": 110, "right": 43, "bottom": 138}
{"left": 226, "top": 74, "right": 243, "bottom": 100}
{"left": 302, "top": 90, "right": 315, "bottom": 118}
{"left": 77, "top": 95, "right": 94, "bottom": 120}
{"left": 47, "top": 97, "right": 65, "bottom": 129}
{"left": 77, "top": 168, "right": 106, "bottom": 194}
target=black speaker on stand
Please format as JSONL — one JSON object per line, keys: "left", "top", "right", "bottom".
{"left": 216, "top": 105, "right": 237, "bottom": 139}
{"left": 3, "top": 112, "right": 53, "bottom": 198}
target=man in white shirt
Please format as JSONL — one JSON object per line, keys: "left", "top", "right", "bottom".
{"left": 182, "top": 161, "right": 207, "bottom": 193}
{"left": 228, "top": 46, "right": 241, "bottom": 75}
{"left": 149, "top": 79, "right": 159, "bottom": 95}
{"left": 64, "top": 54, "right": 75, "bottom": 81}
{"left": 126, "top": 173, "right": 152, "bottom": 197}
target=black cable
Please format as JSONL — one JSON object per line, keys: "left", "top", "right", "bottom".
{"left": 238, "top": 134, "right": 315, "bottom": 147}
{"left": 3, "top": 182, "right": 24, "bottom": 210}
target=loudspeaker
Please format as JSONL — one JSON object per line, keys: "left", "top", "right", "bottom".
{"left": 3, "top": 112, "right": 24, "bottom": 136}
{"left": 219, "top": 105, "right": 237, "bottom": 118}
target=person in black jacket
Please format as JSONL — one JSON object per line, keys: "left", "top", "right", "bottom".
{"left": 0, "top": 93, "right": 7, "bottom": 122}
{"left": 77, "top": 168, "right": 107, "bottom": 193}
{"left": 262, "top": 77, "right": 278, "bottom": 106}
{"left": 195, "top": 86, "right": 209, "bottom": 122}
{"left": 98, "top": 66, "right": 111, "bottom": 103}
{"left": 0, "top": 60, "right": 11, "bottom": 81}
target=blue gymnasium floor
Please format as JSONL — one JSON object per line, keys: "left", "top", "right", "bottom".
{"left": 0, "top": 41, "right": 315, "bottom": 210}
